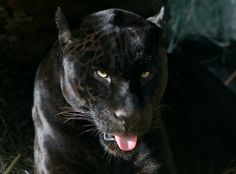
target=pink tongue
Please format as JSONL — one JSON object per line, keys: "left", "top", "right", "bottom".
{"left": 114, "top": 134, "right": 138, "bottom": 151}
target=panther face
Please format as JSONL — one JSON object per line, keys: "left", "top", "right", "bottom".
{"left": 56, "top": 8, "right": 167, "bottom": 157}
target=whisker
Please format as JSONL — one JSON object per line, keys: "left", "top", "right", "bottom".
{"left": 79, "top": 128, "right": 97, "bottom": 136}
{"left": 103, "top": 151, "right": 109, "bottom": 160}
{"left": 82, "top": 124, "right": 95, "bottom": 128}
{"left": 108, "top": 153, "right": 113, "bottom": 164}
{"left": 70, "top": 115, "right": 93, "bottom": 120}
{"left": 63, "top": 117, "right": 93, "bottom": 123}
{"left": 93, "top": 129, "right": 101, "bottom": 137}
{"left": 56, "top": 104, "right": 94, "bottom": 124}
{"left": 103, "top": 150, "right": 113, "bottom": 164}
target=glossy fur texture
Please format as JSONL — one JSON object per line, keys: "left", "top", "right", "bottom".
{"left": 32, "top": 7, "right": 168, "bottom": 174}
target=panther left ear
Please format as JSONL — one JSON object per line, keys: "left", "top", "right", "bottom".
{"left": 55, "top": 7, "right": 72, "bottom": 46}
{"left": 147, "top": 6, "right": 165, "bottom": 28}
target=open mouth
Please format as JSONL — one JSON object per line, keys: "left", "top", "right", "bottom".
{"left": 103, "top": 133, "right": 138, "bottom": 151}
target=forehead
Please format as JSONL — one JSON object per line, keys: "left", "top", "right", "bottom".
{"left": 66, "top": 9, "right": 161, "bottom": 72}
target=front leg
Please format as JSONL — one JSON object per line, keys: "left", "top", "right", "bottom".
{"left": 133, "top": 144, "right": 159, "bottom": 174}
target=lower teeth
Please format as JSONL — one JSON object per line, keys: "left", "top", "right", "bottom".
{"left": 103, "top": 133, "right": 115, "bottom": 141}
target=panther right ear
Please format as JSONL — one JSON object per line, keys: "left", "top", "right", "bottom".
{"left": 55, "top": 7, "right": 72, "bottom": 46}
{"left": 147, "top": 6, "right": 165, "bottom": 28}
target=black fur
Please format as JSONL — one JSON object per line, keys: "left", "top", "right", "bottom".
{"left": 32, "top": 8, "right": 168, "bottom": 174}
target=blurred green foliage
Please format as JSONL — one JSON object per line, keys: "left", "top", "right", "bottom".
{"left": 167, "top": 0, "right": 236, "bottom": 52}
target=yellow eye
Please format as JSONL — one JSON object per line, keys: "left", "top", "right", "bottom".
{"left": 141, "top": 71, "right": 150, "bottom": 79}
{"left": 96, "top": 70, "right": 108, "bottom": 78}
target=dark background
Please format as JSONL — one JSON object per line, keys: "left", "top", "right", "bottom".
{"left": 0, "top": 0, "right": 235, "bottom": 173}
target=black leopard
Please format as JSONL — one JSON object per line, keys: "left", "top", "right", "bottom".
{"left": 32, "top": 7, "right": 169, "bottom": 174}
